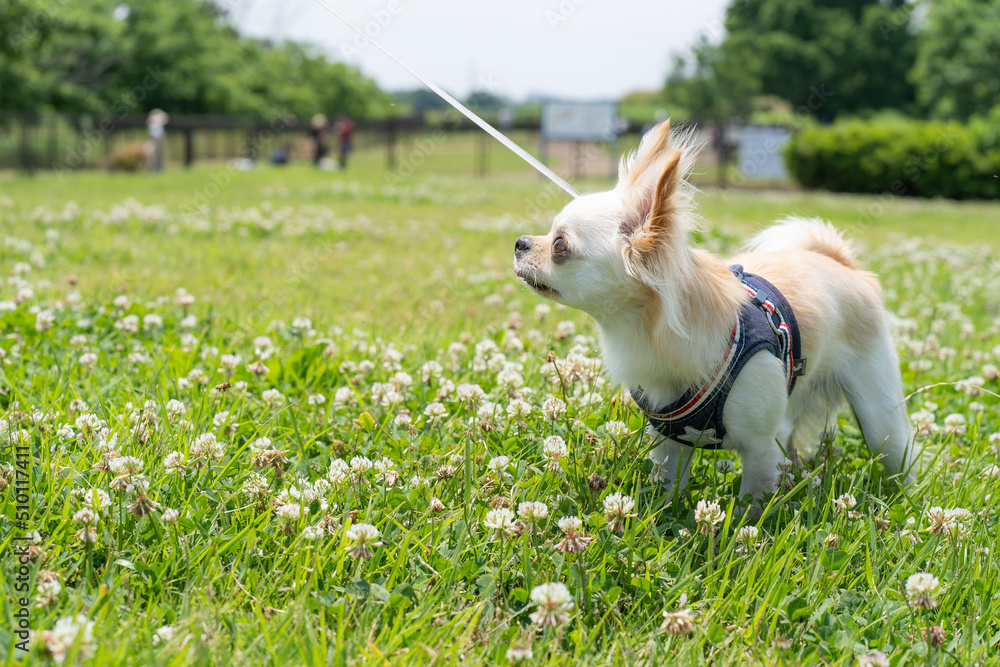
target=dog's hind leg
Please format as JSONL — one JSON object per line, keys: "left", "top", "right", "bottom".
{"left": 840, "top": 332, "right": 917, "bottom": 483}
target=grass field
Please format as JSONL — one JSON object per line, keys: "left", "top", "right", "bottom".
{"left": 1, "top": 142, "right": 1000, "bottom": 666}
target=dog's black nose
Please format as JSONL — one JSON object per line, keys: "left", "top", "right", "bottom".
{"left": 515, "top": 236, "right": 532, "bottom": 257}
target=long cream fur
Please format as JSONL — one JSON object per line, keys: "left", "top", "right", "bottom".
{"left": 513, "top": 120, "right": 917, "bottom": 508}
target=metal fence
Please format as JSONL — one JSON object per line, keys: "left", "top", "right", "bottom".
{"left": 0, "top": 112, "right": 428, "bottom": 173}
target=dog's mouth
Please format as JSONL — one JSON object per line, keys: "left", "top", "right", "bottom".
{"left": 515, "top": 268, "right": 558, "bottom": 295}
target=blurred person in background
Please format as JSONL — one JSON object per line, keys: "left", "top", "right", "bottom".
{"left": 335, "top": 114, "right": 355, "bottom": 169}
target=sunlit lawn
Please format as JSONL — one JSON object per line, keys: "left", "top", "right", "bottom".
{"left": 1, "top": 138, "right": 999, "bottom": 665}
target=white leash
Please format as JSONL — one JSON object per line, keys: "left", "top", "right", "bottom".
{"left": 314, "top": 1, "right": 581, "bottom": 199}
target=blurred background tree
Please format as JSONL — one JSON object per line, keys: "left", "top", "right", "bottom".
{"left": 665, "top": 0, "right": 919, "bottom": 122}
{"left": 0, "top": 0, "right": 390, "bottom": 116}
{"left": 911, "top": 0, "right": 1000, "bottom": 120}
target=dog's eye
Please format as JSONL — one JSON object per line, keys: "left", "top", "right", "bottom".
{"left": 552, "top": 236, "right": 567, "bottom": 254}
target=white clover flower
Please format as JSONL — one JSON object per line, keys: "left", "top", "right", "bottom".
{"left": 190, "top": 433, "right": 224, "bottom": 462}
{"left": 496, "top": 368, "right": 524, "bottom": 391}
{"left": 518, "top": 501, "right": 549, "bottom": 523}
{"left": 74, "top": 487, "right": 111, "bottom": 514}
{"left": 345, "top": 522, "right": 382, "bottom": 558}
{"left": 557, "top": 516, "right": 583, "bottom": 534}
{"left": 243, "top": 472, "right": 269, "bottom": 498}
{"left": 161, "top": 508, "right": 179, "bottom": 523}
{"left": 328, "top": 458, "right": 350, "bottom": 485}
{"left": 455, "top": 382, "right": 486, "bottom": 403}
{"left": 420, "top": 360, "right": 443, "bottom": 382}
{"left": 291, "top": 316, "right": 313, "bottom": 333}
{"left": 35, "top": 309, "right": 55, "bottom": 332}
{"left": 115, "top": 314, "right": 140, "bottom": 334}
{"left": 660, "top": 608, "right": 695, "bottom": 635}
{"left": 955, "top": 376, "right": 985, "bottom": 396}
{"left": 943, "top": 413, "right": 966, "bottom": 436}
{"left": 476, "top": 401, "right": 498, "bottom": 420}
{"left": 506, "top": 645, "right": 533, "bottom": 663}
{"left": 262, "top": 389, "right": 285, "bottom": 407}
{"left": 926, "top": 506, "right": 972, "bottom": 537}
{"left": 391, "top": 371, "right": 413, "bottom": 387}
{"left": 487, "top": 455, "right": 510, "bottom": 475}
{"left": 484, "top": 507, "right": 517, "bottom": 537}
{"left": 333, "top": 387, "right": 356, "bottom": 407}
{"left": 212, "top": 411, "right": 232, "bottom": 429}
{"left": 307, "top": 393, "right": 326, "bottom": 407}
{"left": 603, "top": 492, "right": 636, "bottom": 532}
{"left": 604, "top": 420, "right": 630, "bottom": 438}
{"left": 542, "top": 435, "right": 568, "bottom": 473}
{"left": 736, "top": 525, "right": 759, "bottom": 544}
{"left": 423, "top": 401, "right": 448, "bottom": 420}
{"left": 350, "top": 456, "right": 373, "bottom": 474}
{"left": 74, "top": 413, "right": 102, "bottom": 434}
{"left": 833, "top": 493, "right": 857, "bottom": 515}
{"left": 528, "top": 582, "right": 573, "bottom": 626}
{"left": 248, "top": 436, "right": 272, "bottom": 453}
{"left": 301, "top": 525, "right": 325, "bottom": 541}
{"left": 694, "top": 499, "right": 725, "bottom": 535}
{"left": 436, "top": 379, "right": 456, "bottom": 400}
{"left": 905, "top": 572, "right": 940, "bottom": 609}
{"left": 219, "top": 353, "right": 242, "bottom": 372}
{"left": 409, "top": 474, "right": 431, "bottom": 488}
{"left": 857, "top": 650, "right": 889, "bottom": 667}
{"left": 542, "top": 395, "right": 567, "bottom": 421}
{"left": 152, "top": 625, "right": 176, "bottom": 646}
{"left": 165, "top": 399, "right": 186, "bottom": 419}
{"left": 276, "top": 503, "right": 305, "bottom": 525}
{"left": 40, "top": 614, "right": 96, "bottom": 664}
{"left": 556, "top": 321, "right": 576, "bottom": 338}
{"left": 163, "top": 451, "right": 186, "bottom": 473}
{"left": 78, "top": 352, "right": 98, "bottom": 367}
{"left": 909, "top": 409, "right": 938, "bottom": 436}
{"left": 143, "top": 313, "right": 163, "bottom": 329}
{"left": 504, "top": 399, "right": 531, "bottom": 421}
{"left": 108, "top": 456, "right": 143, "bottom": 475}
{"left": 73, "top": 508, "right": 97, "bottom": 526}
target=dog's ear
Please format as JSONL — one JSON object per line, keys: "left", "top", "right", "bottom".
{"left": 619, "top": 119, "right": 672, "bottom": 189}
{"left": 626, "top": 150, "right": 684, "bottom": 254}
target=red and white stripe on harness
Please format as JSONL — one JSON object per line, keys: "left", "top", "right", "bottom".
{"left": 741, "top": 283, "right": 794, "bottom": 389}
{"left": 639, "top": 318, "right": 741, "bottom": 422}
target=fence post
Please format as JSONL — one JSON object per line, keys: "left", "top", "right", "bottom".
{"left": 385, "top": 117, "right": 397, "bottom": 171}
{"left": 184, "top": 127, "right": 194, "bottom": 167}
{"left": 20, "top": 113, "right": 34, "bottom": 175}
{"left": 476, "top": 130, "right": 488, "bottom": 177}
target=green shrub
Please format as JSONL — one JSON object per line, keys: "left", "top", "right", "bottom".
{"left": 785, "top": 112, "right": 1000, "bottom": 200}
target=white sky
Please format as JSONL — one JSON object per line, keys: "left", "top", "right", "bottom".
{"left": 230, "top": 0, "right": 732, "bottom": 101}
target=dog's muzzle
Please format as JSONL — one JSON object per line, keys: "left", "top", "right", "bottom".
{"left": 514, "top": 236, "right": 532, "bottom": 259}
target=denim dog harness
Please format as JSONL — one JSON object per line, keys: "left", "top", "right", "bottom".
{"left": 631, "top": 265, "right": 805, "bottom": 450}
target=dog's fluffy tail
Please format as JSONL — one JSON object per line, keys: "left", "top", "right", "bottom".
{"left": 745, "top": 216, "right": 860, "bottom": 269}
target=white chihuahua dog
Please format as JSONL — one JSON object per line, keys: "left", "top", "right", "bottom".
{"left": 513, "top": 120, "right": 916, "bottom": 507}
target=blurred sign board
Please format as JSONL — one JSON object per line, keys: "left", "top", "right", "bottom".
{"left": 541, "top": 101, "right": 619, "bottom": 141}
{"left": 738, "top": 125, "right": 792, "bottom": 180}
